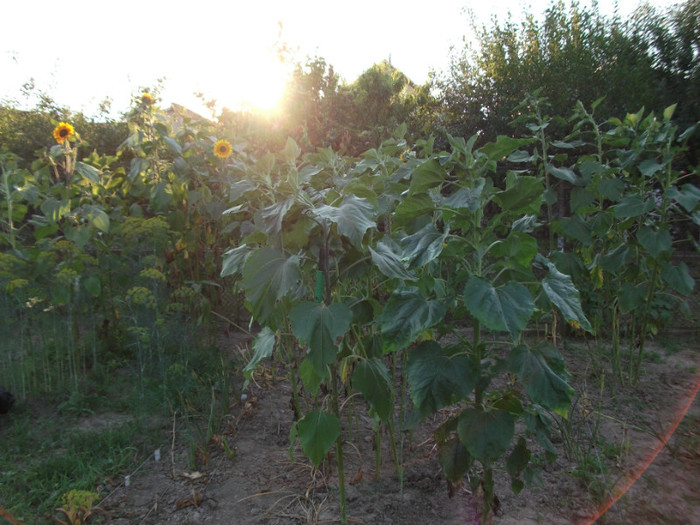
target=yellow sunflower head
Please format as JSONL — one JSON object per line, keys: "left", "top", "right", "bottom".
{"left": 52, "top": 122, "right": 75, "bottom": 144}
{"left": 140, "top": 92, "right": 155, "bottom": 105}
{"left": 214, "top": 139, "right": 233, "bottom": 159}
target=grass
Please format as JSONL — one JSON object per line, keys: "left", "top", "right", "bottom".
{"left": 0, "top": 321, "right": 241, "bottom": 523}
{"left": 0, "top": 404, "right": 158, "bottom": 520}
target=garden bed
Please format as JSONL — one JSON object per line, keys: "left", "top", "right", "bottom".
{"left": 94, "top": 333, "right": 700, "bottom": 525}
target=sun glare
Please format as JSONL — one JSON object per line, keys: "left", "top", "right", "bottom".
{"left": 194, "top": 52, "right": 290, "bottom": 116}
{"left": 234, "top": 59, "right": 289, "bottom": 112}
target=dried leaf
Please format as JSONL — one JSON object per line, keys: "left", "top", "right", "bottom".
{"left": 350, "top": 466, "right": 363, "bottom": 485}
{"left": 179, "top": 471, "right": 205, "bottom": 481}
{"left": 175, "top": 491, "right": 203, "bottom": 510}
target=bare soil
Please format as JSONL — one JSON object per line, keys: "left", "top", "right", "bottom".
{"left": 98, "top": 332, "right": 700, "bottom": 525}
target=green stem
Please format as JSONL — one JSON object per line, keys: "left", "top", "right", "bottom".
{"left": 632, "top": 263, "right": 660, "bottom": 384}
{"left": 374, "top": 421, "right": 381, "bottom": 483}
{"left": 0, "top": 160, "right": 16, "bottom": 250}
{"left": 284, "top": 332, "right": 302, "bottom": 419}
{"left": 611, "top": 305, "right": 623, "bottom": 386}
{"left": 386, "top": 421, "right": 403, "bottom": 493}
{"left": 473, "top": 319, "right": 483, "bottom": 408}
{"left": 330, "top": 364, "right": 347, "bottom": 524}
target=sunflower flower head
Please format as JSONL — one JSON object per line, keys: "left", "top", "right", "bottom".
{"left": 140, "top": 92, "right": 155, "bottom": 105}
{"left": 214, "top": 139, "right": 233, "bottom": 159}
{"left": 52, "top": 122, "right": 75, "bottom": 144}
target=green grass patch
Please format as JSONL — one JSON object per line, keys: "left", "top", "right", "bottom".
{"left": 0, "top": 334, "right": 241, "bottom": 522}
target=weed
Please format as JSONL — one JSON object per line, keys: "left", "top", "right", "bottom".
{"left": 642, "top": 350, "right": 664, "bottom": 364}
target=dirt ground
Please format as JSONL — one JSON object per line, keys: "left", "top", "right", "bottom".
{"left": 97, "top": 332, "right": 700, "bottom": 525}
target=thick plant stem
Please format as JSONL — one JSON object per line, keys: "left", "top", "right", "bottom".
{"left": 611, "top": 306, "right": 623, "bottom": 386}
{"left": 482, "top": 466, "right": 495, "bottom": 524}
{"left": 374, "top": 422, "right": 381, "bottom": 483}
{"left": 473, "top": 318, "right": 483, "bottom": 407}
{"left": 281, "top": 325, "right": 302, "bottom": 419}
{"left": 632, "top": 263, "right": 661, "bottom": 385}
{"left": 386, "top": 422, "right": 403, "bottom": 493}
{"left": 330, "top": 365, "right": 347, "bottom": 524}
{"left": 1, "top": 162, "right": 15, "bottom": 250}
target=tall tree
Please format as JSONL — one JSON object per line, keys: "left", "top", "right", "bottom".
{"left": 435, "top": 1, "right": 663, "bottom": 142}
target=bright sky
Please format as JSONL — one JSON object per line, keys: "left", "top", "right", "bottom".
{"left": 0, "top": 0, "right": 679, "bottom": 119}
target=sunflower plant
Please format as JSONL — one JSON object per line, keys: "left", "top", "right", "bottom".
{"left": 221, "top": 127, "right": 589, "bottom": 523}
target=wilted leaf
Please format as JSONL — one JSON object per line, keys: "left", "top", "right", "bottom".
{"left": 541, "top": 263, "right": 592, "bottom": 333}
{"left": 242, "top": 327, "right": 276, "bottom": 382}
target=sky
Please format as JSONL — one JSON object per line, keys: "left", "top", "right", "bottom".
{"left": 0, "top": 0, "right": 679, "bottom": 119}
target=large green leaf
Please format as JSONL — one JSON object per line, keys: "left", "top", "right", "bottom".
{"left": 506, "top": 343, "right": 574, "bottom": 418}
{"left": 64, "top": 225, "right": 90, "bottom": 249}
{"left": 667, "top": 184, "right": 700, "bottom": 213}
{"left": 315, "top": 194, "right": 376, "bottom": 248}
{"left": 506, "top": 437, "right": 531, "bottom": 494}
{"left": 394, "top": 194, "right": 435, "bottom": 223}
{"left": 257, "top": 197, "right": 295, "bottom": 236}
{"left": 150, "top": 181, "right": 173, "bottom": 211}
{"left": 492, "top": 231, "right": 538, "bottom": 268}
{"left": 558, "top": 214, "right": 592, "bottom": 245}
{"left": 480, "top": 136, "right": 536, "bottom": 161}
{"left": 457, "top": 408, "right": 515, "bottom": 463}
{"left": 83, "top": 276, "right": 101, "bottom": 298}
{"left": 352, "top": 359, "right": 393, "bottom": 422}
{"left": 400, "top": 222, "right": 448, "bottom": 269}
{"left": 298, "top": 357, "right": 325, "bottom": 395}
{"left": 282, "top": 136, "right": 301, "bottom": 164}
{"left": 409, "top": 158, "right": 447, "bottom": 194}
{"left": 289, "top": 301, "right": 353, "bottom": 376}
{"left": 438, "top": 437, "right": 473, "bottom": 485}
{"left": 407, "top": 341, "right": 478, "bottom": 418}
{"left": 127, "top": 157, "right": 149, "bottom": 181}
{"left": 464, "top": 278, "right": 534, "bottom": 340}
{"left": 570, "top": 187, "right": 595, "bottom": 212}
{"left": 598, "top": 178, "right": 625, "bottom": 202}
{"left": 40, "top": 198, "right": 70, "bottom": 223}
{"left": 443, "top": 178, "right": 486, "bottom": 212}
{"left": 294, "top": 410, "right": 340, "bottom": 467}
{"left": 599, "top": 243, "right": 632, "bottom": 272}
{"left": 221, "top": 244, "right": 253, "bottom": 277}
{"left": 547, "top": 165, "right": 580, "bottom": 185}
{"left": 638, "top": 159, "right": 664, "bottom": 178}
{"left": 241, "top": 247, "right": 301, "bottom": 323}
{"left": 661, "top": 262, "right": 695, "bottom": 296}
{"left": 636, "top": 226, "right": 672, "bottom": 258}
{"left": 494, "top": 175, "right": 543, "bottom": 212}
{"left": 613, "top": 194, "right": 654, "bottom": 218}
{"left": 541, "top": 263, "right": 593, "bottom": 333}
{"left": 75, "top": 161, "right": 101, "bottom": 185}
{"left": 379, "top": 287, "right": 447, "bottom": 351}
{"left": 618, "top": 282, "right": 647, "bottom": 314}
{"left": 242, "top": 327, "right": 276, "bottom": 383}
{"left": 82, "top": 205, "right": 110, "bottom": 233}
{"left": 370, "top": 239, "right": 417, "bottom": 281}
{"left": 163, "top": 136, "right": 183, "bottom": 156}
